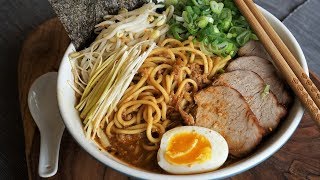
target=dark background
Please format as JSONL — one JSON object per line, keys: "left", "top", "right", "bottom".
{"left": 0, "top": 0, "right": 318, "bottom": 179}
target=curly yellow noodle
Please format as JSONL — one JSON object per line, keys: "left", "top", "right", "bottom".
{"left": 140, "top": 62, "right": 157, "bottom": 69}
{"left": 162, "top": 119, "right": 171, "bottom": 129}
{"left": 126, "top": 123, "right": 148, "bottom": 130}
{"left": 175, "top": 79, "right": 198, "bottom": 97}
{"left": 207, "top": 56, "right": 213, "bottom": 74}
{"left": 156, "top": 96, "right": 164, "bottom": 103}
{"left": 146, "top": 57, "right": 170, "bottom": 64}
{"left": 188, "top": 39, "right": 196, "bottom": 63}
{"left": 160, "top": 101, "right": 167, "bottom": 120}
{"left": 171, "top": 81, "right": 178, "bottom": 92}
{"left": 142, "top": 143, "right": 159, "bottom": 151}
{"left": 121, "top": 116, "right": 137, "bottom": 126}
{"left": 150, "top": 64, "right": 172, "bottom": 103}
{"left": 114, "top": 116, "right": 123, "bottom": 128}
{"left": 178, "top": 67, "right": 191, "bottom": 83}
{"left": 136, "top": 107, "right": 144, "bottom": 124}
{"left": 106, "top": 120, "right": 114, "bottom": 137}
{"left": 171, "top": 51, "right": 188, "bottom": 65}
{"left": 209, "top": 55, "right": 231, "bottom": 78}
{"left": 153, "top": 123, "right": 165, "bottom": 134}
{"left": 120, "top": 76, "right": 149, "bottom": 103}
{"left": 123, "top": 85, "right": 134, "bottom": 96}
{"left": 100, "top": 38, "right": 232, "bottom": 156}
{"left": 113, "top": 127, "right": 146, "bottom": 134}
{"left": 194, "top": 59, "right": 204, "bottom": 65}
{"left": 146, "top": 107, "right": 161, "bottom": 143}
{"left": 182, "top": 37, "right": 194, "bottom": 46}
{"left": 117, "top": 100, "right": 161, "bottom": 125}
{"left": 140, "top": 96, "right": 157, "bottom": 104}
{"left": 142, "top": 106, "right": 148, "bottom": 123}
{"left": 125, "top": 104, "right": 143, "bottom": 114}
{"left": 156, "top": 74, "right": 163, "bottom": 84}
{"left": 149, "top": 47, "right": 175, "bottom": 61}
{"left": 138, "top": 92, "right": 154, "bottom": 98}
{"left": 171, "top": 47, "right": 209, "bottom": 73}
{"left": 165, "top": 75, "right": 172, "bottom": 93}
{"left": 122, "top": 85, "right": 156, "bottom": 104}
{"left": 160, "top": 38, "right": 183, "bottom": 47}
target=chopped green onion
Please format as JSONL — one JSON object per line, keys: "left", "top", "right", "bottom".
{"left": 182, "top": 11, "right": 190, "bottom": 23}
{"left": 217, "top": 69, "right": 225, "bottom": 74}
{"left": 229, "top": 26, "right": 247, "bottom": 35}
{"left": 185, "top": 23, "right": 198, "bottom": 35}
{"left": 218, "top": 8, "right": 232, "bottom": 31}
{"left": 193, "top": 6, "right": 201, "bottom": 15}
{"left": 170, "top": 24, "right": 186, "bottom": 40}
{"left": 209, "top": 41, "right": 237, "bottom": 57}
{"left": 227, "top": 33, "right": 234, "bottom": 39}
{"left": 165, "top": 0, "right": 179, "bottom": 6}
{"left": 213, "top": 24, "right": 220, "bottom": 33}
{"left": 186, "top": 6, "right": 194, "bottom": 15}
{"left": 201, "top": 6, "right": 212, "bottom": 15}
{"left": 199, "top": 41, "right": 213, "bottom": 55}
{"left": 223, "top": 0, "right": 239, "bottom": 13}
{"left": 192, "top": 0, "right": 200, "bottom": 6}
{"left": 236, "top": 30, "right": 251, "bottom": 46}
{"left": 198, "top": 19, "right": 208, "bottom": 28}
{"left": 261, "top": 84, "right": 270, "bottom": 98}
{"left": 167, "top": 0, "right": 258, "bottom": 57}
{"left": 250, "top": 33, "right": 259, "bottom": 40}
{"left": 210, "top": 1, "right": 224, "bottom": 14}
{"left": 197, "top": 16, "right": 213, "bottom": 28}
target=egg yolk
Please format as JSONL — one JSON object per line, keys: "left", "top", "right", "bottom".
{"left": 165, "top": 132, "right": 212, "bottom": 165}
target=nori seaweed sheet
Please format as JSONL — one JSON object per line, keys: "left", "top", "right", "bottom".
{"left": 48, "top": 0, "right": 149, "bottom": 50}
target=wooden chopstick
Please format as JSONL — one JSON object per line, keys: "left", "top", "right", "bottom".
{"left": 233, "top": 0, "right": 320, "bottom": 128}
{"left": 244, "top": 0, "right": 320, "bottom": 113}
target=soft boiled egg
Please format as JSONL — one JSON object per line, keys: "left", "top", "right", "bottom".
{"left": 157, "top": 126, "right": 228, "bottom": 174}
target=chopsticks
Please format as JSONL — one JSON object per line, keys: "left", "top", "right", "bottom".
{"left": 233, "top": 0, "right": 320, "bottom": 128}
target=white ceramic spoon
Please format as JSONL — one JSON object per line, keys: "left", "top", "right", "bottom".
{"left": 28, "top": 72, "right": 65, "bottom": 178}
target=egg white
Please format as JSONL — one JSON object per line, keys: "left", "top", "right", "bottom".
{"left": 157, "top": 126, "right": 228, "bottom": 174}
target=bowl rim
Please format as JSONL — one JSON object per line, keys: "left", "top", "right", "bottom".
{"left": 57, "top": 5, "right": 308, "bottom": 180}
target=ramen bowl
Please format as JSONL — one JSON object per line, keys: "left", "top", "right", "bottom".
{"left": 57, "top": 6, "right": 308, "bottom": 180}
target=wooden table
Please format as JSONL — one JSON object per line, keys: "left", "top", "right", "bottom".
{"left": 18, "top": 18, "right": 320, "bottom": 180}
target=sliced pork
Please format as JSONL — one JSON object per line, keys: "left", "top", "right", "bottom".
{"left": 226, "top": 56, "right": 292, "bottom": 106}
{"left": 214, "top": 70, "right": 286, "bottom": 133}
{"left": 238, "top": 40, "right": 271, "bottom": 61}
{"left": 193, "top": 85, "right": 265, "bottom": 157}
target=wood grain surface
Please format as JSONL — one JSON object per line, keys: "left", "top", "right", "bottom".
{"left": 18, "top": 18, "right": 320, "bottom": 180}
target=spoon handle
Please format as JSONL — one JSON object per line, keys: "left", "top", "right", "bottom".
{"left": 38, "top": 129, "right": 64, "bottom": 178}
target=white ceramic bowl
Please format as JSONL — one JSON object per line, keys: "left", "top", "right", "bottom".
{"left": 57, "top": 6, "right": 308, "bottom": 180}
